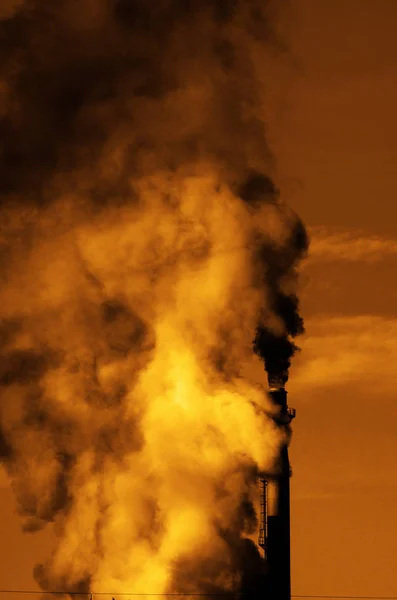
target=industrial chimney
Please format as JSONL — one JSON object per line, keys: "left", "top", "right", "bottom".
{"left": 258, "top": 382, "right": 295, "bottom": 600}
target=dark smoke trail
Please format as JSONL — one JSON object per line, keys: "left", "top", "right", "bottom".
{"left": 238, "top": 173, "right": 309, "bottom": 387}
{"left": 0, "top": 0, "right": 282, "bottom": 206}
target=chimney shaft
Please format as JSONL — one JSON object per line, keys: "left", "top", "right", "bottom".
{"left": 260, "top": 387, "right": 294, "bottom": 600}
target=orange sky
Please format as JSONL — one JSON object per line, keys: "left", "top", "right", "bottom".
{"left": 277, "top": 0, "right": 397, "bottom": 597}
{"left": 1, "top": 1, "right": 397, "bottom": 599}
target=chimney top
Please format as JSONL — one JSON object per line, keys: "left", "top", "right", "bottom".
{"left": 268, "top": 387, "right": 288, "bottom": 408}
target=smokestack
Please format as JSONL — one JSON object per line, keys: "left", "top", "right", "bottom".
{"left": 258, "top": 385, "right": 295, "bottom": 600}
{"left": 243, "top": 170, "right": 306, "bottom": 600}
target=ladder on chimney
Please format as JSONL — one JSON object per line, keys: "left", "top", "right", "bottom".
{"left": 258, "top": 477, "right": 268, "bottom": 557}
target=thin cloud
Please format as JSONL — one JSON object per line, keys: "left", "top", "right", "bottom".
{"left": 291, "top": 315, "right": 397, "bottom": 393}
{"left": 307, "top": 227, "right": 397, "bottom": 263}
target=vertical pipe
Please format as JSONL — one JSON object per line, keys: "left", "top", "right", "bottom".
{"left": 264, "top": 388, "right": 294, "bottom": 600}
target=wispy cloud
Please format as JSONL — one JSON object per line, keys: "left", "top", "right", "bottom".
{"left": 307, "top": 227, "right": 397, "bottom": 263}
{"left": 292, "top": 315, "right": 397, "bottom": 393}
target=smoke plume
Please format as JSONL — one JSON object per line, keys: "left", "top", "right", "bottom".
{"left": 0, "top": 0, "right": 307, "bottom": 597}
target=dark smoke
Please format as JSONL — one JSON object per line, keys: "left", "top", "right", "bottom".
{"left": 254, "top": 219, "right": 308, "bottom": 387}
{"left": 0, "top": 0, "right": 282, "bottom": 208}
{"left": 237, "top": 173, "right": 308, "bottom": 387}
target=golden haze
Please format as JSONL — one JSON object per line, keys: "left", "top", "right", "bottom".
{"left": 0, "top": 168, "right": 300, "bottom": 595}
{"left": 0, "top": 0, "right": 307, "bottom": 595}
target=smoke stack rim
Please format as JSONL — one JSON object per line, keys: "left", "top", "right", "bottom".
{"left": 267, "top": 387, "right": 287, "bottom": 409}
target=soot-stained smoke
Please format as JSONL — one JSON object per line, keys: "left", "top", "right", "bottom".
{"left": 0, "top": 0, "right": 307, "bottom": 597}
{"left": 238, "top": 172, "right": 308, "bottom": 388}
{"left": 0, "top": 0, "right": 281, "bottom": 204}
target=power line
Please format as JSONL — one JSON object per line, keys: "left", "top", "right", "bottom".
{"left": 0, "top": 593, "right": 238, "bottom": 597}
{"left": 0, "top": 591, "right": 243, "bottom": 596}
{"left": 0, "top": 592, "right": 397, "bottom": 599}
